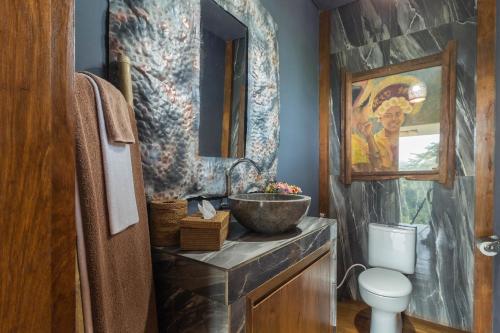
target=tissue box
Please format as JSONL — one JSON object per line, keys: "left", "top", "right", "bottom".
{"left": 179, "top": 211, "right": 230, "bottom": 251}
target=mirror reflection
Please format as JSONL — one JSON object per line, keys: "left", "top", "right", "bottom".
{"left": 351, "top": 66, "right": 442, "bottom": 173}
{"left": 198, "top": 0, "right": 248, "bottom": 158}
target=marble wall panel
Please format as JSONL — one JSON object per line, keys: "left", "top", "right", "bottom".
{"left": 406, "top": 177, "right": 474, "bottom": 329}
{"left": 330, "top": 0, "right": 476, "bottom": 53}
{"left": 329, "top": 0, "right": 476, "bottom": 330}
{"left": 391, "top": 0, "right": 476, "bottom": 36}
{"left": 330, "top": 0, "right": 391, "bottom": 53}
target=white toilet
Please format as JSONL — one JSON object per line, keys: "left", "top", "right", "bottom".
{"left": 358, "top": 223, "right": 417, "bottom": 333}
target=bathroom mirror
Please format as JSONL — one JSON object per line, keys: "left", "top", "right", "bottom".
{"left": 341, "top": 41, "right": 457, "bottom": 186}
{"left": 198, "top": 0, "right": 248, "bottom": 158}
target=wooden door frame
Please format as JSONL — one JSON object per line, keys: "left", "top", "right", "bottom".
{"left": 0, "top": 1, "right": 76, "bottom": 331}
{"left": 319, "top": 1, "right": 497, "bottom": 330}
{"left": 474, "top": 0, "right": 496, "bottom": 331}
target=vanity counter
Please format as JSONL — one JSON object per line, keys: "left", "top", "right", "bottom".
{"left": 152, "top": 216, "right": 337, "bottom": 332}
{"left": 157, "top": 216, "right": 335, "bottom": 270}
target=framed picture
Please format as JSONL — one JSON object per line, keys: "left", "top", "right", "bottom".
{"left": 340, "top": 41, "right": 457, "bottom": 186}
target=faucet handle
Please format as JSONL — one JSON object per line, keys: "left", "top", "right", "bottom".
{"left": 220, "top": 197, "right": 230, "bottom": 210}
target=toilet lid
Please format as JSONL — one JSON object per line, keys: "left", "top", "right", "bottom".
{"left": 358, "top": 268, "right": 412, "bottom": 297}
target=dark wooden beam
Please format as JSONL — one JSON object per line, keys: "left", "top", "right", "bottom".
{"left": 221, "top": 41, "right": 234, "bottom": 158}
{"left": 474, "top": 0, "right": 496, "bottom": 331}
{"left": 0, "top": 1, "right": 75, "bottom": 331}
{"left": 51, "top": 0, "right": 76, "bottom": 330}
{"left": 319, "top": 11, "right": 331, "bottom": 216}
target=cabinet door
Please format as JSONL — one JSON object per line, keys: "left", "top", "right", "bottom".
{"left": 249, "top": 253, "right": 331, "bottom": 333}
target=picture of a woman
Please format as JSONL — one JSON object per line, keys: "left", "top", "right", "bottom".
{"left": 343, "top": 47, "right": 454, "bottom": 185}
{"left": 351, "top": 76, "right": 426, "bottom": 172}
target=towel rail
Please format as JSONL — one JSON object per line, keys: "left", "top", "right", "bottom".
{"left": 117, "top": 54, "right": 134, "bottom": 107}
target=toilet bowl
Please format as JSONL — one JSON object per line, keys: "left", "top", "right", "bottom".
{"left": 359, "top": 267, "right": 412, "bottom": 333}
{"left": 359, "top": 223, "right": 416, "bottom": 333}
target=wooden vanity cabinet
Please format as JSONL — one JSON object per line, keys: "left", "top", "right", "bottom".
{"left": 246, "top": 246, "right": 331, "bottom": 333}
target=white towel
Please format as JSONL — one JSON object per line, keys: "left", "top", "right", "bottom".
{"left": 84, "top": 74, "right": 139, "bottom": 235}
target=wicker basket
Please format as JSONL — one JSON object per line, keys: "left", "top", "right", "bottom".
{"left": 148, "top": 199, "right": 188, "bottom": 247}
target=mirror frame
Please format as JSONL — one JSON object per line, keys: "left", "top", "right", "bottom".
{"left": 340, "top": 41, "right": 457, "bottom": 187}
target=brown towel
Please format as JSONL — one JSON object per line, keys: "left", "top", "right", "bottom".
{"left": 74, "top": 74, "right": 158, "bottom": 333}
{"left": 85, "top": 72, "right": 136, "bottom": 144}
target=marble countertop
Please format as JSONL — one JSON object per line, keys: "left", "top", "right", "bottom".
{"left": 153, "top": 216, "right": 336, "bottom": 270}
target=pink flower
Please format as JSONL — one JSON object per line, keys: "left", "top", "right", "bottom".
{"left": 265, "top": 182, "right": 302, "bottom": 194}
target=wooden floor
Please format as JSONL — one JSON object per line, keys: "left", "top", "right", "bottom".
{"left": 336, "top": 299, "right": 467, "bottom": 333}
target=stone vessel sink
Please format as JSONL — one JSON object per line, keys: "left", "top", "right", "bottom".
{"left": 229, "top": 193, "right": 311, "bottom": 234}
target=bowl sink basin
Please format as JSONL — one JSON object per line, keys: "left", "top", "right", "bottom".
{"left": 229, "top": 193, "right": 311, "bottom": 234}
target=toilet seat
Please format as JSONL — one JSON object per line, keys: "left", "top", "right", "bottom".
{"left": 359, "top": 267, "right": 412, "bottom": 297}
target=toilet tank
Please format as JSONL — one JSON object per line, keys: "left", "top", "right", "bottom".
{"left": 368, "top": 223, "right": 417, "bottom": 274}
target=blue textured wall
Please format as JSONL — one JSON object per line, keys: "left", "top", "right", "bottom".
{"left": 75, "top": 0, "right": 107, "bottom": 76}
{"left": 259, "top": 0, "right": 320, "bottom": 216}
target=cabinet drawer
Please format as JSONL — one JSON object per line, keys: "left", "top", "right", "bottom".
{"left": 246, "top": 248, "right": 331, "bottom": 333}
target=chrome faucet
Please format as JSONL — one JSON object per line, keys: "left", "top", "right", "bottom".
{"left": 225, "top": 158, "right": 262, "bottom": 197}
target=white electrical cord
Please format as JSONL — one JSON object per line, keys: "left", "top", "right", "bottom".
{"left": 337, "top": 263, "right": 367, "bottom": 290}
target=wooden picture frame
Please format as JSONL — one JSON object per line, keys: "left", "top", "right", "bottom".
{"left": 340, "top": 41, "right": 457, "bottom": 186}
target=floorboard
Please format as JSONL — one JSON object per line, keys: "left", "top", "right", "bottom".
{"left": 336, "top": 299, "right": 467, "bottom": 333}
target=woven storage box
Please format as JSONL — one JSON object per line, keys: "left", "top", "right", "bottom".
{"left": 148, "top": 199, "right": 187, "bottom": 247}
{"left": 179, "top": 211, "right": 230, "bottom": 251}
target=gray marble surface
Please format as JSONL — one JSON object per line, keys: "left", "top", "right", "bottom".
{"left": 152, "top": 217, "right": 337, "bottom": 332}
{"left": 329, "top": 0, "right": 476, "bottom": 330}
{"left": 156, "top": 216, "right": 335, "bottom": 270}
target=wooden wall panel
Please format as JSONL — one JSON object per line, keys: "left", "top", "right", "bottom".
{"left": 319, "top": 11, "right": 331, "bottom": 216}
{"left": 474, "top": 0, "right": 496, "bottom": 331}
{"left": 0, "top": 1, "right": 75, "bottom": 331}
{"left": 50, "top": 0, "right": 76, "bottom": 330}
{"left": 221, "top": 41, "right": 234, "bottom": 158}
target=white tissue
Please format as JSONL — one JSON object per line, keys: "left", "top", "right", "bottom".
{"left": 198, "top": 200, "right": 216, "bottom": 220}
